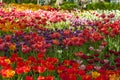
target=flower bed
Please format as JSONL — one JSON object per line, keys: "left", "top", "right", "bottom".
{"left": 0, "top": 4, "right": 120, "bottom": 80}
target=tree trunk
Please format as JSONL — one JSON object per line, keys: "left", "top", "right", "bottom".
{"left": 55, "top": 0, "right": 63, "bottom": 7}
{"left": 37, "top": 0, "right": 39, "bottom": 4}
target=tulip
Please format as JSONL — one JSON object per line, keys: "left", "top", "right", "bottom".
{"left": 1, "top": 69, "right": 15, "bottom": 78}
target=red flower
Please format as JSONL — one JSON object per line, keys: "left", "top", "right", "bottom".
{"left": 104, "top": 18, "right": 109, "bottom": 23}
{"left": 37, "top": 76, "right": 45, "bottom": 80}
{"left": 98, "top": 69, "right": 106, "bottom": 74}
{"left": 94, "top": 53, "right": 99, "bottom": 57}
{"left": 15, "top": 30, "right": 23, "bottom": 36}
{"left": 0, "top": 43, "right": 5, "bottom": 51}
{"left": 1, "top": 68, "right": 15, "bottom": 78}
{"left": 25, "top": 76, "right": 34, "bottom": 80}
{"left": 15, "top": 67, "right": 24, "bottom": 74}
{"left": 24, "top": 35, "right": 31, "bottom": 40}
{"left": 27, "top": 56, "right": 37, "bottom": 64}
{"left": 101, "top": 41, "right": 107, "bottom": 46}
{"left": 66, "top": 68, "right": 78, "bottom": 74}
{"left": 95, "top": 75, "right": 109, "bottom": 80}
{"left": 63, "top": 60, "right": 71, "bottom": 66}
{"left": 16, "top": 61, "right": 24, "bottom": 67}
{"left": 56, "top": 65, "right": 66, "bottom": 74}
{"left": 32, "top": 41, "right": 46, "bottom": 53}
{"left": 60, "top": 73, "right": 77, "bottom": 80}
{"left": 32, "top": 65, "right": 38, "bottom": 72}
{"left": 50, "top": 32, "right": 61, "bottom": 38}
{"left": 78, "top": 70, "right": 85, "bottom": 76}
{"left": 71, "top": 62, "right": 79, "bottom": 68}
{"left": 86, "top": 65, "right": 93, "bottom": 71}
{"left": 46, "top": 57, "right": 58, "bottom": 64}
{"left": 45, "top": 43, "right": 51, "bottom": 48}
{"left": 74, "top": 52, "right": 84, "bottom": 57}
{"left": 91, "top": 32, "right": 103, "bottom": 41}
{"left": 22, "top": 65, "right": 31, "bottom": 73}
{"left": 0, "top": 57, "right": 11, "bottom": 67}
{"left": 45, "top": 76, "right": 54, "bottom": 80}
{"left": 100, "top": 14, "right": 106, "bottom": 18}
{"left": 22, "top": 45, "right": 31, "bottom": 53}
{"left": 80, "top": 54, "right": 88, "bottom": 59}
{"left": 87, "top": 60, "right": 94, "bottom": 64}
{"left": 37, "top": 66, "right": 46, "bottom": 73}
{"left": 10, "top": 53, "right": 18, "bottom": 62}
{"left": 16, "top": 65, "right": 30, "bottom": 74}
{"left": 82, "top": 74, "right": 92, "bottom": 80}
{"left": 0, "top": 38, "right": 3, "bottom": 44}
{"left": 63, "top": 30, "right": 71, "bottom": 36}
{"left": 46, "top": 64, "right": 55, "bottom": 71}
{"left": 94, "top": 58, "right": 100, "bottom": 62}
{"left": 108, "top": 13, "right": 115, "bottom": 18}
{"left": 52, "top": 40, "right": 60, "bottom": 45}
{"left": 37, "top": 53, "right": 45, "bottom": 60}
{"left": 116, "top": 68, "right": 120, "bottom": 75}
{"left": 4, "top": 35, "right": 11, "bottom": 42}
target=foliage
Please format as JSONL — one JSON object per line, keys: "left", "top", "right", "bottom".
{"left": 86, "top": 2, "right": 120, "bottom": 10}
{"left": 60, "top": 2, "right": 78, "bottom": 10}
{"left": 3, "top": 0, "right": 37, "bottom": 4}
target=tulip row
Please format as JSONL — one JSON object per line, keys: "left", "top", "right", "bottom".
{"left": 1, "top": 5, "right": 120, "bottom": 32}
{"left": 8, "top": 3, "right": 56, "bottom": 11}
{"left": 0, "top": 7, "right": 72, "bottom": 32}
{"left": 1, "top": 54, "right": 120, "bottom": 80}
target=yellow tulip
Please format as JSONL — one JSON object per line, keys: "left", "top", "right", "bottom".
{"left": 92, "top": 71, "right": 100, "bottom": 79}
{"left": 9, "top": 44, "right": 16, "bottom": 51}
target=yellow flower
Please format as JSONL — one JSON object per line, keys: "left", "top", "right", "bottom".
{"left": 109, "top": 74, "right": 120, "bottom": 80}
{"left": 6, "top": 69, "right": 15, "bottom": 78}
{"left": 2, "top": 69, "right": 15, "bottom": 78}
{"left": 92, "top": 71, "right": 100, "bottom": 79}
{"left": 9, "top": 44, "right": 16, "bottom": 51}
{"left": 2, "top": 28, "right": 8, "bottom": 32}
{"left": 5, "top": 59, "right": 11, "bottom": 64}
{"left": 8, "top": 3, "right": 51, "bottom": 11}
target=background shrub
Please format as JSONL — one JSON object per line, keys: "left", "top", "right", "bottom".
{"left": 86, "top": 2, "right": 120, "bottom": 10}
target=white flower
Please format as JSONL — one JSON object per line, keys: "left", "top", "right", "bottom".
{"left": 57, "top": 50, "right": 63, "bottom": 54}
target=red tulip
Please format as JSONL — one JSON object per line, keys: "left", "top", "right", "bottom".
{"left": 22, "top": 45, "right": 31, "bottom": 53}
{"left": 37, "top": 66, "right": 46, "bottom": 73}
{"left": 0, "top": 43, "right": 5, "bottom": 51}
{"left": 86, "top": 65, "right": 93, "bottom": 71}
{"left": 4, "top": 35, "right": 12, "bottom": 42}
{"left": 37, "top": 76, "right": 45, "bottom": 80}
{"left": 25, "top": 76, "right": 34, "bottom": 80}
{"left": 45, "top": 76, "right": 54, "bottom": 80}
{"left": 82, "top": 74, "right": 92, "bottom": 80}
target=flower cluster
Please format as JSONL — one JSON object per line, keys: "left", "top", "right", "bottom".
{"left": 9, "top": 3, "right": 55, "bottom": 11}
{"left": 0, "top": 8, "right": 72, "bottom": 32}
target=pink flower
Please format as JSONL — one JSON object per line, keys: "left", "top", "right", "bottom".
{"left": 94, "top": 66, "right": 101, "bottom": 70}
{"left": 104, "top": 59, "right": 109, "bottom": 63}
{"left": 89, "top": 46, "right": 95, "bottom": 51}
{"left": 79, "top": 64, "right": 86, "bottom": 70}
